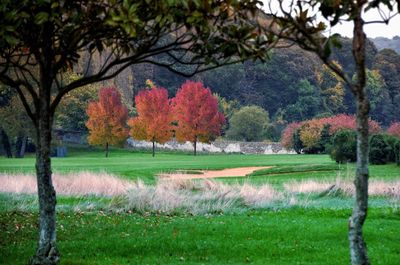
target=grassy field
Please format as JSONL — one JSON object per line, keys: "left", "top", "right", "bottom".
{"left": 1, "top": 148, "right": 399, "bottom": 264}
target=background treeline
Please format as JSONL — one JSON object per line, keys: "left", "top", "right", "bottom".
{"left": 1, "top": 37, "right": 400, "bottom": 156}
{"left": 130, "top": 37, "right": 400, "bottom": 128}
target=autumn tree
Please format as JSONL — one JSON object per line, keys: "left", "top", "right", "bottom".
{"left": 387, "top": 122, "right": 400, "bottom": 138}
{"left": 128, "top": 86, "right": 173, "bottom": 157}
{"left": 86, "top": 87, "right": 128, "bottom": 157}
{"left": 264, "top": 1, "right": 399, "bottom": 263}
{"left": 172, "top": 80, "right": 225, "bottom": 155}
{"left": 0, "top": 1, "right": 272, "bottom": 263}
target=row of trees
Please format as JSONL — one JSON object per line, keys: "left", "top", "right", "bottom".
{"left": 281, "top": 114, "right": 400, "bottom": 165}
{"left": 86, "top": 81, "right": 225, "bottom": 157}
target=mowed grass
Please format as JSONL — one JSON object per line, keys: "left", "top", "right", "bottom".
{"left": 0, "top": 147, "right": 335, "bottom": 184}
{"left": 1, "top": 208, "right": 400, "bottom": 265}
{"left": 1, "top": 147, "right": 398, "bottom": 185}
{"left": 1, "top": 148, "right": 400, "bottom": 264}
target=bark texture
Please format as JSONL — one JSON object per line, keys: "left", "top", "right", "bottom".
{"left": 348, "top": 3, "right": 370, "bottom": 265}
{"left": 30, "top": 22, "right": 60, "bottom": 264}
{"left": 30, "top": 101, "right": 59, "bottom": 265}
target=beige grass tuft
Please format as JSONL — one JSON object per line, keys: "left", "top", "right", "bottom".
{"left": 0, "top": 172, "right": 132, "bottom": 196}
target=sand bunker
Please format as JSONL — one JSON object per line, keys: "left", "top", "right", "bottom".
{"left": 159, "top": 166, "right": 273, "bottom": 180}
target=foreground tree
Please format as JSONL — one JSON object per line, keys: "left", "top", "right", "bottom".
{"left": 264, "top": 1, "right": 399, "bottom": 263}
{"left": 128, "top": 86, "right": 173, "bottom": 157}
{"left": 0, "top": 1, "right": 271, "bottom": 263}
{"left": 173, "top": 81, "right": 225, "bottom": 155}
{"left": 86, "top": 87, "right": 128, "bottom": 157}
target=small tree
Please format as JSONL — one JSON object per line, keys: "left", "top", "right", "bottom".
{"left": 128, "top": 86, "right": 173, "bottom": 157}
{"left": 86, "top": 87, "right": 128, "bottom": 157}
{"left": 226, "top": 105, "right": 269, "bottom": 141}
{"left": 172, "top": 80, "right": 225, "bottom": 155}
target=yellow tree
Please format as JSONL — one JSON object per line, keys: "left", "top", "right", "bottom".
{"left": 86, "top": 87, "right": 129, "bottom": 157}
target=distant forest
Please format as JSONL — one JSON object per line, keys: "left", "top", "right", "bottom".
{"left": 122, "top": 37, "right": 400, "bottom": 128}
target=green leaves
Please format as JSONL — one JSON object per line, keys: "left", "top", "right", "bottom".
{"left": 34, "top": 11, "right": 49, "bottom": 25}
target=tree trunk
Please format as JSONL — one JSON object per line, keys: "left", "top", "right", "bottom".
{"left": 19, "top": 135, "right": 27, "bottom": 158}
{"left": 193, "top": 138, "right": 197, "bottom": 156}
{"left": 105, "top": 142, "right": 109, "bottom": 158}
{"left": 0, "top": 128, "right": 12, "bottom": 158}
{"left": 30, "top": 105, "right": 59, "bottom": 265}
{"left": 348, "top": 6, "right": 370, "bottom": 265}
{"left": 152, "top": 139, "right": 155, "bottom": 157}
{"left": 14, "top": 134, "right": 24, "bottom": 158}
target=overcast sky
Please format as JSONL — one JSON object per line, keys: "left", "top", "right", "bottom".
{"left": 260, "top": 1, "right": 400, "bottom": 38}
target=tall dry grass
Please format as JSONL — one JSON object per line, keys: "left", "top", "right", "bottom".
{"left": 2, "top": 171, "right": 400, "bottom": 214}
{"left": 0, "top": 172, "right": 132, "bottom": 196}
{"left": 284, "top": 179, "right": 400, "bottom": 198}
{"left": 113, "top": 179, "right": 282, "bottom": 214}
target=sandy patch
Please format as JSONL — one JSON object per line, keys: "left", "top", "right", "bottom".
{"left": 158, "top": 166, "right": 273, "bottom": 180}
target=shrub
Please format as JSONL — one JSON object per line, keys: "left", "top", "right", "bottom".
{"left": 369, "top": 134, "right": 393, "bottom": 165}
{"left": 330, "top": 130, "right": 357, "bottom": 163}
{"left": 292, "top": 129, "right": 303, "bottom": 154}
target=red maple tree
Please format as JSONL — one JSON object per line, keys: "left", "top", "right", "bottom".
{"left": 387, "top": 122, "right": 400, "bottom": 138}
{"left": 86, "top": 87, "right": 129, "bottom": 157}
{"left": 128, "top": 86, "right": 173, "bottom": 157}
{"left": 172, "top": 80, "right": 225, "bottom": 155}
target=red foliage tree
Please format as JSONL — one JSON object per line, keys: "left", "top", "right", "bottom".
{"left": 281, "top": 121, "right": 302, "bottom": 149}
{"left": 86, "top": 87, "right": 129, "bottom": 157}
{"left": 281, "top": 114, "right": 382, "bottom": 150}
{"left": 387, "top": 122, "right": 400, "bottom": 138}
{"left": 128, "top": 86, "right": 173, "bottom": 157}
{"left": 172, "top": 80, "right": 225, "bottom": 155}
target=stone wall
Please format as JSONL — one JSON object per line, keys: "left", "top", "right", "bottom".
{"left": 126, "top": 138, "right": 296, "bottom": 154}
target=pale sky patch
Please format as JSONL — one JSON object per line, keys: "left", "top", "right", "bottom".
{"left": 261, "top": 0, "right": 400, "bottom": 38}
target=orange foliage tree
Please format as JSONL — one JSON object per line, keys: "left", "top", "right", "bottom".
{"left": 128, "top": 86, "right": 173, "bottom": 157}
{"left": 172, "top": 80, "right": 225, "bottom": 155}
{"left": 86, "top": 87, "right": 129, "bottom": 157}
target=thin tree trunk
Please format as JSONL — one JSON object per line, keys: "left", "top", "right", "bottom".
{"left": 30, "top": 104, "right": 59, "bottom": 265}
{"left": 193, "top": 138, "right": 197, "bottom": 156}
{"left": 348, "top": 5, "right": 370, "bottom": 265}
{"left": 19, "top": 135, "right": 27, "bottom": 158}
{"left": 105, "top": 142, "right": 109, "bottom": 158}
{"left": 0, "top": 128, "right": 12, "bottom": 158}
{"left": 152, "top": 139, "right": 155, "bottom": 157}
{"left": 15, "top": 134, "right": 24, "bottom": 158}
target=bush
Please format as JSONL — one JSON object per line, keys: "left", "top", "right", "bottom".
{"left": 330, "top": 130, "right": 357, "bottom": 163}
{"left": 292, "top": 129, "right": 303, "bottom": 154}
{"left": 369, "top": 134, "right": 393, "bottom": 165}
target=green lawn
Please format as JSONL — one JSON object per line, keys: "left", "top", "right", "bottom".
{"left": 1, "top": 148, "right": 397, "bottom": 185}
{"left": 1, "top": 208, "right": 399, "bottom": 265}
{"left": 1, "top": 148, "right": 399, "bottom": 264}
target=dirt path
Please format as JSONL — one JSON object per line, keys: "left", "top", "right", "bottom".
{"left": 158, "top": 166, "right": 273, "bottom": 180}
